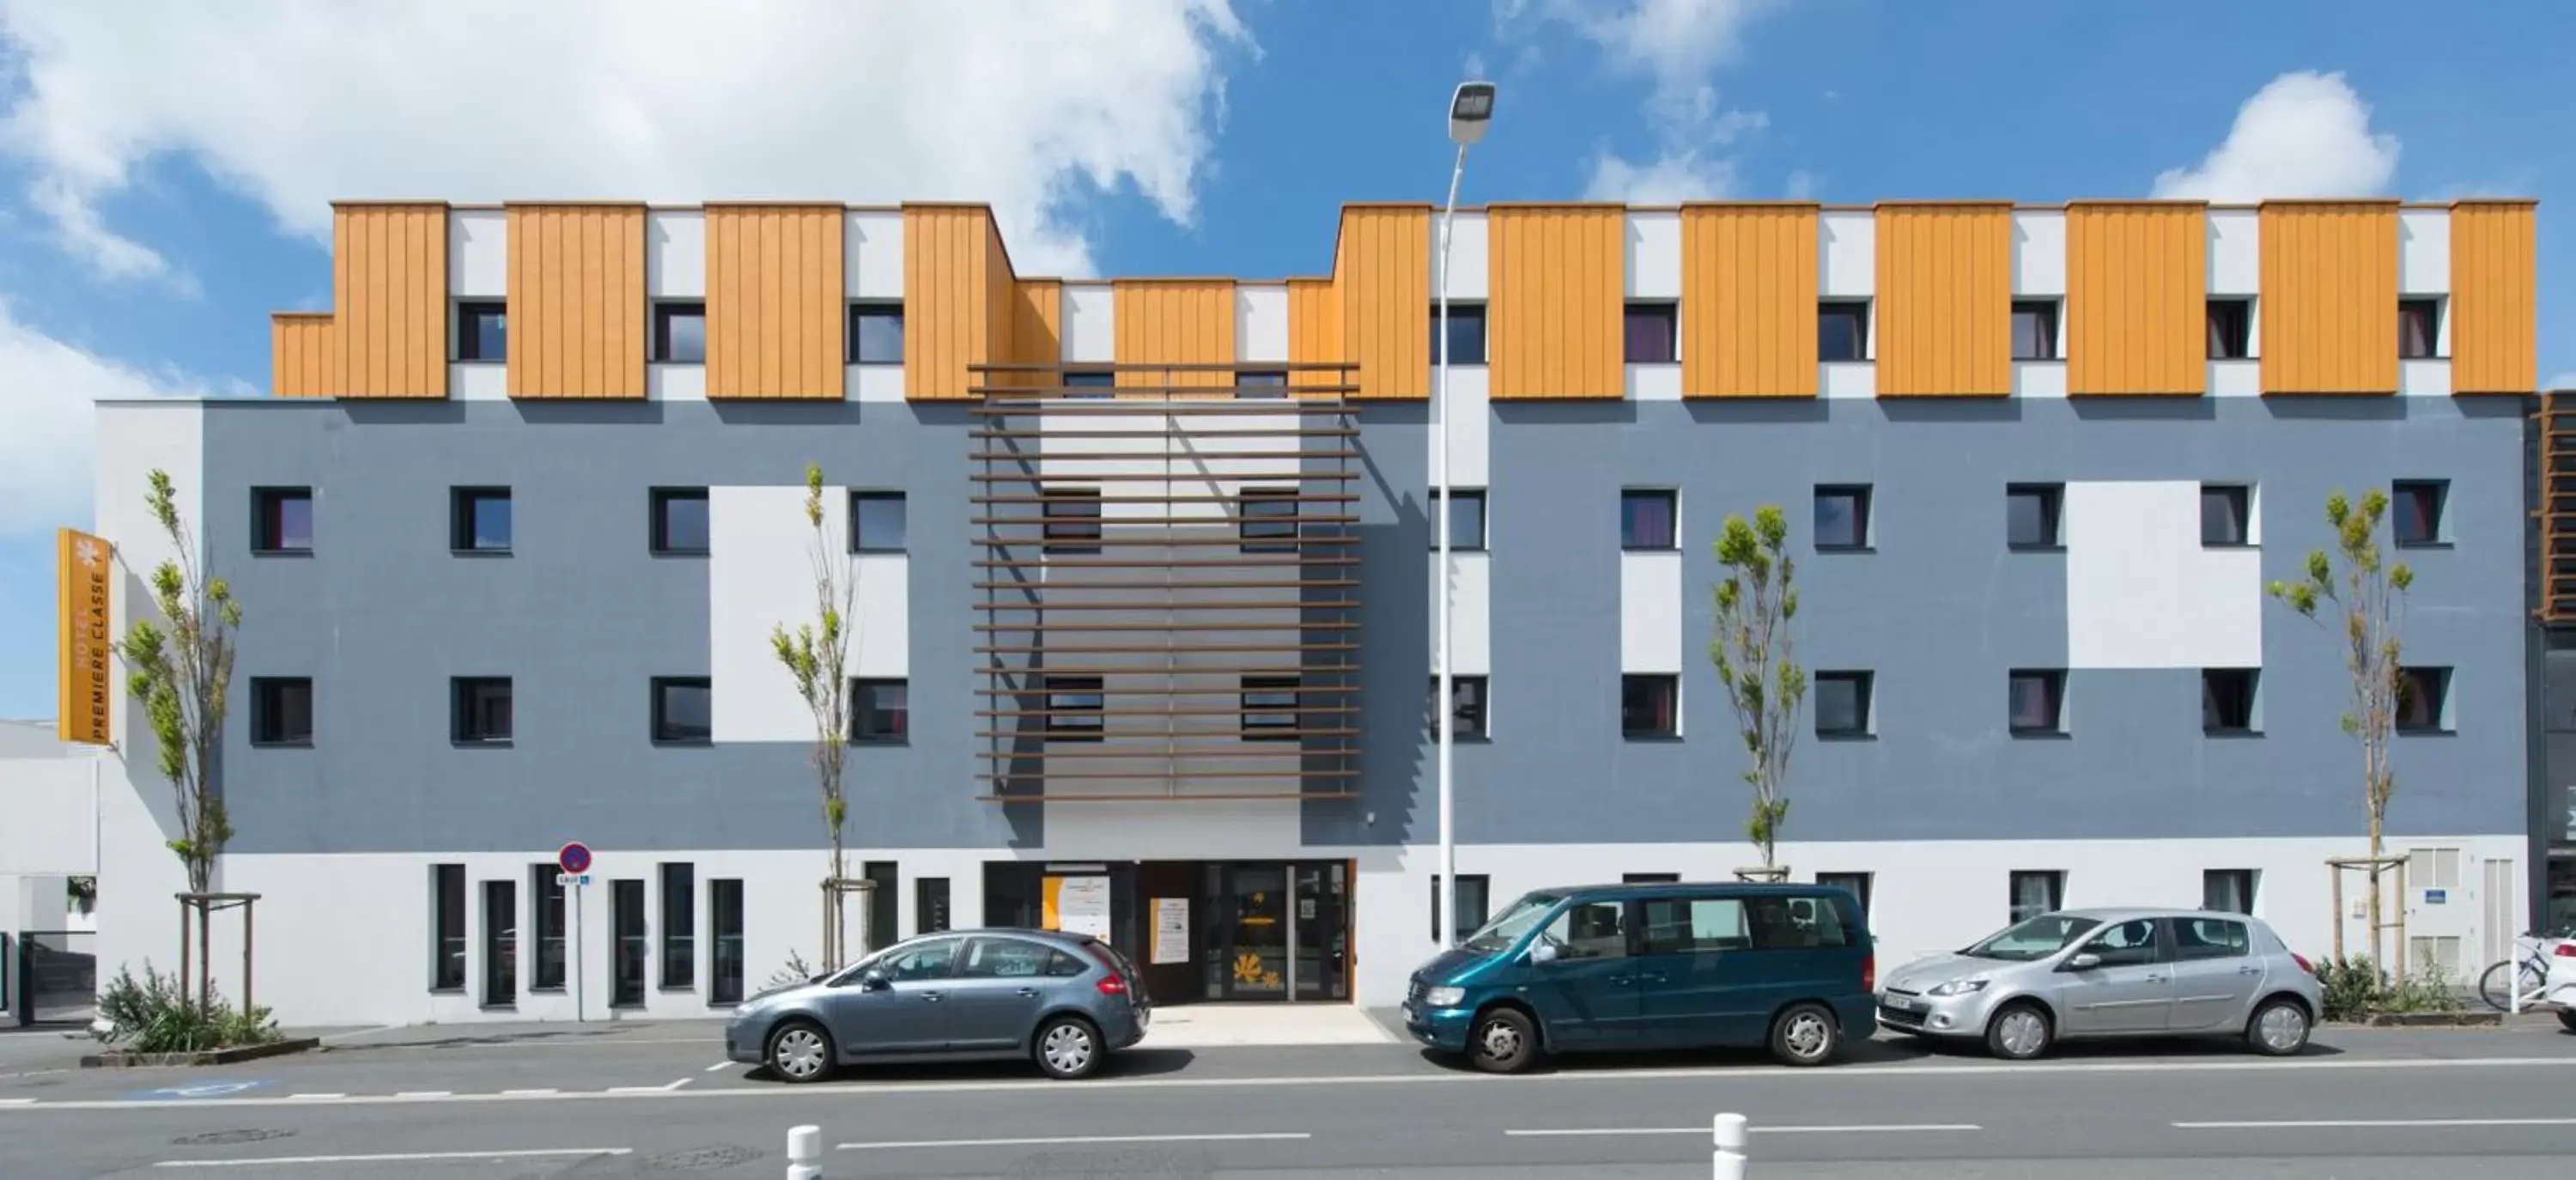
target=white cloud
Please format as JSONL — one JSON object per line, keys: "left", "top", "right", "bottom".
{"left": 1583, "top": 147, "right": 1740, "bottom": 203}
{"left": 1502, "top": 0, "right": 1783, "bottom": 199}
{"left": 0, "top": 0, "right": 1250, "bottom": 280}
{"left": 0, "top": 303, "right": 243, "bottom": 534}
{"left": 2152, "top": 71, "right": 2400, "bottom": 201}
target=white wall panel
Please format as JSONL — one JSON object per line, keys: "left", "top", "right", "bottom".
{"left": 2064, "top": 481, "right": 2263, "bottom": 669}
{"left": 1619, "top": 550, "right": 1684, "bottom": 674}
{"left": 2208, "top": 209, "right": 2259, "bottom": 295}
{"left": 1820, "top": 211, "right": 1874, "bottom": 297}
{"left": 648, "top": 363, "right": 708, "bottom": 401}
{"left": 1433, "top": 211, "right": 1488, "bottom": 301}
{"left": 1431, "top": 551, "right": 1492, "bottom": 678}
{"left": 1062, "top": 283, "right": 1115, "bottom": 362}
{"left": 1429, "top": 364, "right": 1490, "bottom": 490}
{"left": 710, "top": 485, "right": 842, "bottom": 742}
{"left": 1625, "top": 210, "right": 1680, "bottom": 299}
{"left": 2010, "top": 362, "right": 2067, "bottom": 398}
{"left": 1820, "top": 362, "right": 1875, "bottom": 398}
{"left": 2208, "top": 360, "right": 2261, "bottom": 398}
{"left": 851, "top": 555, "right": 909, "bottom": 678}
{"left": 2011, "top": 210, "right": 2066, "bottom": 296}
{"left": 1625, "top": 363, "right": 1682, "bottom": 401}
{"left": 2401, "top": 358, "right": 2452, "bottom": 397}
{"left": 1237, "top": 283, "right": 1289, "bottom": 363}
{"left": 845, "top": 364, "right": 905, "bottom": 402}
{"left": 0, "top": 756, "right": 98, "bottom": 876}
{"left": 449, "top": 210, "right": 507, "bottom": 299}
{"left": 647, "top": 210, "right": 707, "bottom": 299}
{"left": 847, "top": 210, "right": 905, "bottom": 300}
{"left": 450, "top": 362, "right": 507, "bottom": 401}
{"left": 2399, "top": 209, "right": 2450, "bottom": 295}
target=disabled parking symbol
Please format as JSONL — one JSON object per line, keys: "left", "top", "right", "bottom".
{"left": 133, "top": 1080, "right": 265, "bottom": 1100}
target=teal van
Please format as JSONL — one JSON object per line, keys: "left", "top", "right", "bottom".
{"left": 1400, "top": 881, "right": 1874, "bottom": 1072}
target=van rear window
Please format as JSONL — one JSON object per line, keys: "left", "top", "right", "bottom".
{"left": 1640, "top": 893, "right": 1853, "bottom": 954}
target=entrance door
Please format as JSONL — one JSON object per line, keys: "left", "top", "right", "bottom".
{"left": 1222, "top": 865, "right": 1289, "bottom": 1000}
{"left": 1292, "top": 863, "right": 1348, "bottom": 1000}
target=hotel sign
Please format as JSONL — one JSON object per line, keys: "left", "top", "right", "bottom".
{"left": 58, "top": 528, "right": 112, "bottom": 745}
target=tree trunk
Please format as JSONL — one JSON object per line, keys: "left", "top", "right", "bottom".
{"left": 2366, "top": 808, "right": 2385, "bottom": 978}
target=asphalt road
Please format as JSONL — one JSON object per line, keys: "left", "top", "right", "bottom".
{"left": 9, "top": 1021, "right": 2576, "bottom": 1177}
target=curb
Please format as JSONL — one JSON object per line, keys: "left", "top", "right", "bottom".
{"left": 80, "top": 1037, "right": 322, "bottom": 1068}
{"left": 2334, "top": 1013, "right": 2507, "bottom": 1029}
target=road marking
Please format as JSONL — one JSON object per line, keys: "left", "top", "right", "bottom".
{"left": 669, "top": 1077, "right": 694, "bottom": 1090}
{"left": 605, "top": 1079, "right": 690, "bottom": 1094}
{"left": 500, "top": 1089, "right": 558, "bottom": 1096}
{"left": 314, "top": 1024, "right": 405, "bottom": 1047}
{"left": 12, "top": 1054, "right": 2576, "bottom": 1112}
{"left": 392, "top": 1091, "right": 450, "bottom": 1098}
{"left": 841, "top": 1132, "right": 1311, "bottom": 1151}
{"left": 285, "top": 1093, "right": 343, "bottom": 1100}
{"left": 2177, "top": 1116, "right": 2576, "bottom": 1130}
{"left": 0, "top": 1099, "right": 34, "bottom": 1107}
{"left": 704, "top": 1061, "right": 732, "bottom": 1073}
{"left": 1507, "top": 1122, "right": 1982, "bottom": 1137}
{"left": 153, "top": 1147, "right": 631, "bottom": 1168}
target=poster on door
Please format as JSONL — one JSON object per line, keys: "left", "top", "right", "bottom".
{"left": 1052, "top": 876, "right": 1113, "bottom": 940}
{"left": 1151, "top": 897, "right": 1190, "bottom": 964}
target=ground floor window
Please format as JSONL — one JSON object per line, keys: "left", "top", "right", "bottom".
{"left": 431, "top": 864, "right": 465, "bottom": 991}
{"left": 2010, "top": 870, "right": 2064, "bottom": 923}
{"left": 864, "top": 861, "right": 898, "bottom": 953}
{"left": 611, "top": 879, "right": 646, "bottom": 1007}
{"left": 529, "top": 865, "right": 565, "bottom": 990}
{"left": 2202, "top": 869, "right": 2256, "bottom": 915}
{"left": 482, "top": 879, "right": 516, "bottom": 1007}
{"left": 917, "top": 877, "right": 951, "bottom": 934}
{"left": 1431, "top": 874, "right": 1490, "bottom": 942}
{"left": 660, "top": 863, "right": 695, "bottom": 990}
{"left": 709, "top": 879, "right": 744, "bottom": 1005}
{"left": 1816, "top": 872, "right": 1874, "bottom": 918}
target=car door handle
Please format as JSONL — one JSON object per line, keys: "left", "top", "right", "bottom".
{"left": 920, "top": 992, "right": 944, "bottom": 1003}
{"left": 2143, "top": 975, "right": 2166, "bottom": 982}
{"left": 1017, "top": 988, "right": 1042, "bottom": 998}
{"left": 2237, "top": 965, "right": 2262, "bottom": 976}
{"left": 1637, "top": 974, "right": 1667, "bottom": 985}
{"left": 1607, "top": 976, "right": 1633, "bottom": 986}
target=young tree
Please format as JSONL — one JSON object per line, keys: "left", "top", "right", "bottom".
{"left": 2268, "top": 488, "right": 2413, "bottom": 971}
{"left": 113, "top": 470, "right": 240, "bottom": 1011}
{"left": 770, "top": 465, "right": 860, "bottom": 969}
{"left": 1710, "top": 505, "right": 1805, "bottom": 876}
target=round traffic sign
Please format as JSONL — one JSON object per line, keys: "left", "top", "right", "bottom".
{"left": 557, "top": 842, "right": 592, "bottom": 875}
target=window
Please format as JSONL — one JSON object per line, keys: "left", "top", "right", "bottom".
{"left": 709, "top": 879, "right": 744, "bottom": 1004}
{"left": 2202, "top": 668, "right": 2258, "bottom": 734}
{"left": 851, "top": 492, "right": 908, "bottom": 553}
{"left": 1061, "top": 369, "right": 1116, "bottom": 396}
{"left": 1043, "top": 488, "right": 1103, "bottom": 554}
{"left": 1043, "top": 675, "right": 1103, "bottom": 741}
{"left": 1814, "top": 484, "right": 1872, "bottom": 551}
{"left": 1814, "top": 671, "right": 1872, "bottom": 739}
{"left": 1625, "top": 301, "right": 1678, "bottom": 363}
{"left": 529, "top": 864, "right": 565, "bottom": 990}
{"left": 611, "top": 878, "right": 646, "bottom": 1007}
{"left": 1235, "top": 370, "right": 1288, "bottom": 397}
{"left": 650, "top": 489, "right": 709, "bottom": 555}
{"left": 1818, "top": 301, "right": 1868, "bottom": 362}
{"left": 431, "top": 863, "right": 465, "bottom": 991}
{"left": 250, "top": 677, "right": 313, "bottom": 746}
{"left": 1431, "top": 302, "right": 1486, "bottom": 365}
{"left": 482, "top": 879, "right": 516, "bottom": 1006}
{"left": 2397, "top": 666, "right": 2451, "bottom": 733}
{"left": 1621, "top": 673, "right": 1679, "bottom": 739}
{"left": 2399, "top": 298, "right": 2440, "bottom": 360}
{"left": 253, "top": 488, "right": 313, "bottom": 554}
{"left": 1430, "top": 674, "right": 1488, "bottom": 739}
{"left": 451, "top": 487, "right": 512, "bottom": 553}
{"left": 864, "top": 861, "right": 898, "bottom": 954}
{"left": 2078, "top": 917, "right": 2161, "bottom": 967}
{"left": 1239, "top": 487, "right": 1300, "bottom": 554}
{"left": 2008, "top": 870, "right": 2063, "bottom": 924}
{"left": 1431, "top": 874, "right": 1492, "bottom": 942}
{"left": 2208, "top": 299, "right": 2252, "bottom": 360}
{"left": 1541, "top": 900, "right": 1629, "bottom": 960}
{"left": 2011, "top": 300, "right": 2059, "bottom": 360}
{"left": 849, "top": 302, "right": 904, "bottom": 364}
{"left": 2202, "top": 870, "right": 2256, "bottom": 915}
{"left": 1620, "top": 489, "right": 1677, "bottom": 550}
{"left": 2008, "top": 670, "right": 2065, "bottom": 736}
{"left": 960, "top": 937, "right": 1066, "bottom": 979}
{"left": 875, "top": 937, "right": 960, "bottom": 982}
{"left": 652, "top": 301, "right": 706, "bottom": 363}
{"left": 916, "top": 877, "right": 951, "bottom": 935}
{"left": 1817, "top": 872, "right": 1874, "bottom": 918}
{"left": 851, "top": 678, "right": 909, "bottom": 744}
{"left": 2200, "top": 484, "right": 2251, "bottom": 547}
{"left": 1242, "top": 675, "right": 1300, "bottom": 740}
{"left": 452, "top": 677, "right": 513, "bottom": 745}
{"left": 1641, "top": 896, "right": 1751, "bottom": 955}
{"left": 456, "top": 301, "right": 507, "bottom": 362}
{"left": 2006, "top": 484, "right": 2063, "bottom": 550}
{"left": 2173, "top": 916, "right": 2251, "bottom": 960}
{"left": 1437, "top": 490, "right": 1487, "bottom": 551}
{"left": 2392, "top": 480, "right": 2446, "bottom": 547}
{"left": 651, "top": 678, "right": 711, "bottom": 745}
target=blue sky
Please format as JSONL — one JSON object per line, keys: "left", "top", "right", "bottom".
{"left": 2, "top": 0, "right": 2572, "bottom": 720}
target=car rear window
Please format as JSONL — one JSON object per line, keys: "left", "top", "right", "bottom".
{"left": 1752, "top": 895, "right": 1851, "bottom": 950}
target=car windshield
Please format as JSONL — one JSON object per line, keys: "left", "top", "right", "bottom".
{"left": 1961, "top": 914, "right": 2104, "bottom": 961}
{"left": 1462, "top": 892, "right": 1563, "bottom": 953}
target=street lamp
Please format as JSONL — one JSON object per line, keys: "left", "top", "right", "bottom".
{"left": 1437, "top": 81, "right": 1493, "bottom": 950}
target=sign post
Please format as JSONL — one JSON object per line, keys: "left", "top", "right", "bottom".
{"left": 557, "top": 842, "right": 593, "bottom": 1023}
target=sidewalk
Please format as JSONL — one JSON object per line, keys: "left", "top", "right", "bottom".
{"left": 305, "top": 1003, "right": 1406, "bottom": 1053}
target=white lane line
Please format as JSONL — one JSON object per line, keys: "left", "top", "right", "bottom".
{"left": 286, "top": 1093, "right": 344, "bottom": 1100}
{"left": 500, "top": 1089, "right": 558, "bottom": 1096}
{"left": 703, "top": 1061, "right": 732, "bottom": 1073}
{"left": 0, "top": 1098, "right": 35, "bottom": 1106}
{"left": 1507, "top": 1122, "right": 1981, "bottom": 1137}
{"left": 669, "top": 1077, "right": 694, "bottom": 1090}
{"left": 841, "top": 1132, "right": 1311, "bottom": 1151}
{"left": 392, "top": 1091, "right": 451, "bottom": 1098}
{"left": 154, "top": 1147, "right": 631, "bottom": 1168}
{"left": 2177, "top": 1116, "right": 2576, "bottom": 1130}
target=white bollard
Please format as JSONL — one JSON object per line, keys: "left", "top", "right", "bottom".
{"left": 1713, "top": 1112, "right": 1748, "bottom": 1179}
{"left": 787, "top": 1123, "right": 823, "bottom": 1180}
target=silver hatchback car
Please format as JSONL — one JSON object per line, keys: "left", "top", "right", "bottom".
{"left": 1876, "top": 909, "right": 2323, "bottom": 1060}
{"left": 724, "top": 928, "right": 1151, "bottom": 1082}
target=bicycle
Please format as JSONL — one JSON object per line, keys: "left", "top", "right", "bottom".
{"left": 2477, "top": 928, "right": 2573, "bottom": 1012}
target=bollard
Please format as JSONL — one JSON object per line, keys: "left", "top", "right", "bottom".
{"left": 787, "top": 1123, "right": 823, "bottom": 1180}
{"left": 1712, "top": 1112, "right": 1748, "bottom": 1180}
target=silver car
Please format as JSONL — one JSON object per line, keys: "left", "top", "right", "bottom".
{"left": 723, "top": 928, "right": 1151, "bottom": 1082}
{"left": 1876, "top": 909, "right": 2323, "bottom": 1060}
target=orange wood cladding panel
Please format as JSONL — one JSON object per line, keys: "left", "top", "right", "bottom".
{"left": 506, "top": 204, "right": 646, "bottom": 399}
{"left": 1489, "top": 205, "right": 1623, "bottom": 400}
{"left": 1680, "top": 204, "right": 1817, "bottom": 398}
{"left": 1005, "top": 278, "right": 1062, "bottom": 388}
{"left": 270, "top": 313, "right": 335, "bottom": 398}
{"left": 1874, "top": 204, "right": 2012, "bottom": 397}
{"left": 332, "top": 204, "right": 448, "bottom": 398}
{"left": 1288, "top": 277, "right": 1344, "bottom": 397}
{"left": 2066, "top": 202, "right": 2207, "bottom": 396}
{"left": 707, "top": 204, "right": 845, "bottom": 399}
{"left": 1115, "top": 280, "right": 1236, "bottom": 389}
{"left": 2258, "top": 201, "right": 2398, "bottom": 395}
{"left": 902, "top": 205, "right": 995, "bottom": 401}
{"left": 2450, "top": 200, "right": 2538, "bottom": 394}
{"left": 1336, "top": 205, "right": 1429, "bottom": 399}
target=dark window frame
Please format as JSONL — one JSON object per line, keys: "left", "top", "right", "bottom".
{"left": 1620, "top": 488, "right": 1679, "bottom": 552}
{"left": 1242, "top": 674, "right": 1302, "bottom": 741}
{"left": 863, "top": 861, "right": 898, "bottom": 954}
{"left": 249, "top": 676, "right": 314, "bottom": 747}
{"left": 451, "top": 677, "right": 514, "bottom": 745}
{"left": 252, "top": 487, "right": 314, "bottom": 555}
{"left": 1234, "top": 370, "right": 1289, "bottom": 397}
{"left": 1430, "top": 673, "right": 1490, "bottom": 740}
{"left": 1042, "top": 675, "right": 1103, "bottom": 742}
{"left": 481, "top": 878, "right": 517, "bottom": 1007}
{"left": 1437, "top": 489, "right": 1488, "bottom": 551}
{"left": 454, "top": 301, "right": 507, "bottom": 362}
{"left": 1621, "top": 672, "right": 1680, "bottom": 740}
{"left": 848, "top": 301, "right": 906, "bottom": 365}
{"left": 2392, "top": 479, "right": 2448, "bottom": 548}
{"left": 1431, "top": 873, "right": 1492, "bottom": 943}
{"left": 1814, "top": 671, "right": 1873, "bottom": 739}
{"left": 1238, "top": 487, "right": 1301, "bottom": 554}
{"left": 611, "top": 878, "right": 646, "bottom": 1007}
{"left": 2202, "top": 870, "right": 2257, "bottom": 916}
{"left": 2398, "top": 297, "right": 2442, "bottom": 360}
{"left": 1042, "top": 488, "right": 1103, "bottom": 554}
{"left": 2207, "top": 298, "right": 2253, "bottom": 361}
{"left": 449, "top": 486, "right": 513, "bottom": 554}
{"left": 850, "top": 491, "right": 908, "bottom": 554}
{"left": 1814, "top": 484, "right": 1874, "bottom": 552}
{"left": 2200, "top": 484, "right": 2253, "bottom": 548}
{"left": 1431, "top": 301, "right": 1487, "bottom": 366}
{"left": 659, "top": 863, "right": 695, "bottom": 990}
{"left": 651, "top": 677, "right": 713, "bottom": 745}
{"left": 431, "top": 863, "right": 466, "bottom": 992}
{"left": 2397, "top": 666, "right": 2453, "bottom": 734}
{"left": 849, "top": 678, "right": 909, "bottom": 745}
{"left": 2008, "top": 869, "right": 2064, "bottom": 924}
{"left": 649, "top": 488, "right": 710, "bottom": 556}
{"left": 651, "top": 301, "right": 707, "bottom": 364}
{"left": 709, "top": 878, "right": 745, "bottom": 1005}
{"left": 1060, "top": 369, "right": 1116, "bottom": 396}
{"left": 529, "top": 864, "right": 566, "bottom": 991}
{"left": 1624, "top": 301, "right": 1679, "bottom": 364}
{"left": 2011, "top": 299, "right": 2060, "bottom": 361}
{"left": 1818, "top": 301, "right": 1869, "bottom": 362}
{"left": 2006, "top": 483, "right": 2063, "bottom": 550}
{"left": 916, "top": 876, "right": 952, "bottom": 935}
{"left": 1817, "top": 872, "right": 1874, "bottom": 917}
{"left": 2008, "top": 669, "right": 2067, "bottom": 738}
{"left": 2202, "top": 668, "right": 2260, "bottom": 736}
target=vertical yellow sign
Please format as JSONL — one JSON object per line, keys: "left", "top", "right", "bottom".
{"left": 58, "top": 528, "right": 113, "bottom": 745}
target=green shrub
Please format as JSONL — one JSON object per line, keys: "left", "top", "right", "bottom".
{"left": 95, "top": 964, "right": 280, "bottom": 1054}
{"left": 2316, "top": 954, "right": 2463, "bottom": 1021}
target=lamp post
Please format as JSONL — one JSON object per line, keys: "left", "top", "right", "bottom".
{"left": 1437, "top": 81, "right": 1494, "bottom": 949}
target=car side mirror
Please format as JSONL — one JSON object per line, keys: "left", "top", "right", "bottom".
{"left": 860, "top": 969, "right": 892, "bottom": 991}
{"left": 2063, "top": 952, "right": 2102, "bottom": 972}
{"left": 1527, "top": 941, "right": 1560, "bottom": 965}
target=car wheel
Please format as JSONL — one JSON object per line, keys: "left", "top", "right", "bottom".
{"left": 766, "top": 1019, "right": 835, "bottom": 1085}
{"left": 2557, "top": 1009, "right": 2576, "bottom": 1034}
{"left": 1034, "top": 1016, "right": 1103, "bottom": 1080}
{"left": 1985, "top": 1002, "right": 2053, "bottom": 1061}
{"left": 2245, "top": 996, "right": 2311, "bottom": 1056}
{"left": 1769, "top": 1002, "right": 1840, "bottom": 1067}
{"left": 1468, "top": 1007, "right": 1539, "bottom": 1074}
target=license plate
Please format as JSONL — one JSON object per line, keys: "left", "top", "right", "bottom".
{"left": 1883, "top": 994, "right": 1916, "bottom": 1011}
{"left": 1400, "top": 1002, "right": 1417, "bottom": 1022}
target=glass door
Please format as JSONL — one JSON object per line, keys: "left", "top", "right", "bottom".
{"left": 1222, "top": 865, "right": 1288, "bottom": 999}
{"left": 1292, "top": 863, "right": 1348, "bottom": 1001}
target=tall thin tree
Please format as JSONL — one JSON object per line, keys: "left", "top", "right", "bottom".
{"left": 771, "top": 465, "right": 860, "bottom": 969}
{"left": 1710, "top": 505, "right": 1805, "bottom": 875}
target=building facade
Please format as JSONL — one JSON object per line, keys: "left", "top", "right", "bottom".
{"left": 79, "top": 198, "right": 2543, "bottom": 1025}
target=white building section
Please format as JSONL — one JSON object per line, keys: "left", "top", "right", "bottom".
{"left": 1820, "top": 362, "right": 1875, "bottom": 398}
{"left": 1819, "top": 211, "right": 1874, "bottom": 299}
{"left": 450, "top": 362, "right": 507, "bottom": 401}
{"left": 1619, "top": 550, "right": 1683, "bottom": 674}
{"left": 1434, "top": 212, "right": 1488, "bottom": 301}
{"left": 2063, "top": 481, "right": 2263, "bottom": 670}
{"left": 2399, "top": 209, "right": 2450, "bottom": 295}
{"left": 708, "top": 485, "right": 847, "bottom": 743}
{"left": 1061, "top": 284, "right": 1115, "bottom": 363}
{"left": 2208, "top": 209, "right": 2260, "bottom": 295}
{"left": 1624, "top": 211, "right": 1680, "bottom": 300}
{"left": 846, "top": 210, "right": 904, "bottom": 301}
{"left": 448, "top": 210, "right": 507, "bottom": 299}
{"left": 1625, "top": 363, "right": 1683, "bottom": 401}
{"left": 1431, "top": 551, "right": 1492, "bottom": 678}
{"left": 649, "top": 364, "right": 708, "bottom": 402}
{"left": 843, "top": 365, "right": 904, "bottom": 402}
{"left": 1236, "top": 284, "right": 1289, "bottom": 364}
{"left": 2011, "top": 210, "right": 2066, "bottom": 296}
{"left": 2010, "top": 361, "right": 2068, "bottom": 398}
{"left": 1429, "top": 364, "right": 1489, "bottom": 489}
{"left": 646, "top": 211, "right": 707, "bottom": 299}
